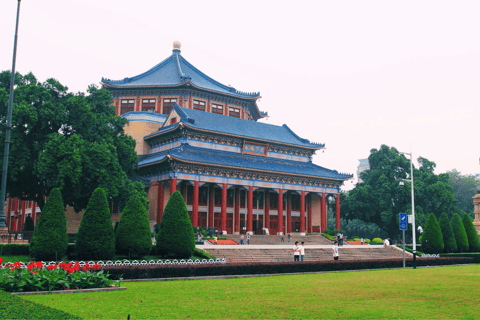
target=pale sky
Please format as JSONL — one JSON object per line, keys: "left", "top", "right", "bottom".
{"left": 1, "top": 0, "right": 479, "bottom": 190}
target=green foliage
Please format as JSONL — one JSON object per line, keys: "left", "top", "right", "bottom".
{"left": 0, "top": 244, "right": 30, "bottom": 255}
{"left": 115, "top": 197, "right": 152, "bottom": 258}
{"left": 0, "top": 71, "right": 142, "bottom": 212}
{"left": 75, "top": 188, "right": 115, "bottom": 260}
{"left": 451, "top": 213, "right": 469, "bottom": 253}
{"left": 447, "top": 169, "right": 479, "bottom": 219}
{"left": 321, "top": 233, "right": 336, "bottom": 241}
{"left": 156, "top": 191, "right": 195, "bottom": 258}
{"left": 342, "top": 145, "right": 460, "bottom": 238}
{"left": 462, "top": 214, "right": 480, "bottom": 252}
{"left": 323, "top": 229, "right": 341, "bottom": 236}
{"left": 23, "top": 215, "right": 35, "bottom": 232}
{"left": 372, "top": 238, "right": 383, "bottom": 244}
{"left": 193, "top": 248, "right": 216, "bottom": 260}
{"left": 421, "top": 213, "right": 444, "bottom": 254}
{"left": 439, "top": 212, "right": 457, "bottom": 253}
{"left": 440, "top": 253, "right": 480, "bottom": 263}
{"left": 365, "top": 239, "right": 371, "bottom": 243}
{"left": 29, "top": 189, "right": 68, "bottom": 261}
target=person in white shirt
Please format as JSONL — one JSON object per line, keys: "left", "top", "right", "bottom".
{"left": 300, "top": 241, "right": 306, "bottom": 261}
{"left": 383, "top": 238, "right": 390, "bottom": 247}
{"left": 293, "top": 241, "right": 300, "bottom": 262}
{"left": 333, "top": 241, "right": 339, "bottom": 261}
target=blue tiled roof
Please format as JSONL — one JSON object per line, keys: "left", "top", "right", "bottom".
{"left": 138, "top": 144, "right": 351, "bottom": 180}
{"left": 145, "top": 105, "right": 324, "bottom": 149}
{"left": 101, "top": 49, "right": 259, "bottom": 99}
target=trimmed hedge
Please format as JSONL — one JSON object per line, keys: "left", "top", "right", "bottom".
{"left": 0, "top": 290, "right": 80, "bottom": 320}
{"left": 0, "top": 244, "right": 30, "bottom": 255}
{"left": 321, "top": 233, "right": 335, "bottom": 241}
{"left": 422, "top": 213, "right": 444, "bottom": 254}
{"left": 440, "top": 253, "right": 480, "bottom": 263}
{"left": 193, "top": 248, "right": 216, "bottom": 260}
{"left": 462, "top": 214, "right": 480, "bottom": 252}
{"left": 451, "top": 213, "right": 469, "bottom": 252}
{"left": 439, "top": 213, "right": 457, "bottom": 253}
{"left": 29, "top": 189, "right": 68, "bottom": 261}
{"left": 75, "top": 188, "right": 115, "bottom": 260}
{"left": 372, "top": 238, "right": 383, "bottom": 244}
{"left": 156, "top": 191, "right": 195, "bottom": 258}
{"left": 101, "top": 257, "right": 474, "bottom": 280}
{"left": 115, "top": 197, "right": 152, "bottom": 258}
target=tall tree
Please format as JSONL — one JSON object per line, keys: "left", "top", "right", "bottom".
{"left": 446, "top": 169, "right": 479, "bottom": 219}
{"left": 439, "top": 212, "right": 457, "bottom": 253}
{"left": 0, "top": 71, "right": 144, "bottom": 211}
{"left": 342, "top": 145, "right": 460, "bottom": 238}
{"left": 462, "top": 214, "right": 480, "bottom": 252}
{"left": 421, "top": 213, "right": 444, "bottom": 254}
{"left": 451, "top": 213, "right": 469, "bottom": 253}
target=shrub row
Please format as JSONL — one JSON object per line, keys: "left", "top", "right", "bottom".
{"left": 101, "top": 257, "right": 473, "bottom": 280}
{"left": 440, "top": 253, "right": 480, "bottom": 263}
{"left": 0, "top": 244, "right": 30, "bottom": 256}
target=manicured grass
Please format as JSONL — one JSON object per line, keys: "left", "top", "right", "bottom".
{"left": 21, "top": 265, "right": 479, "bottom": 319}
{"left": 0, "top": 290, "right": 80, "bottom": 320}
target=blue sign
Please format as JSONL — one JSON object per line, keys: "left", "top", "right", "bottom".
{"left": 399, "top": 213, "right": 408, "bottom": 230}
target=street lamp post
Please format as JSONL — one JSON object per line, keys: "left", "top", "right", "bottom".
{"left": 0, "top": 0, "right": 22, "bottom": 231}
{"left": 400, "top": 150, "right": 416, "bottom": 269}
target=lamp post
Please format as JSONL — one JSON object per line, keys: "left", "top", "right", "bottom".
{"left": 0, "top": 0, "right": 22, "bottom": 230}
{"left": 399, "top": 150, "right": 417, "bottom": 269}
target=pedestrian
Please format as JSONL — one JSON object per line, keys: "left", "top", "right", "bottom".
{"left": 281, "top": 236, "right": 285, "bottom": 243}
{"left": 288, "top": 233, "right": 291, "bottom": 242}
{"left": 383, "top": 238, "right": 390, "bottom": 248}
{"left": 240, "top": 234, "right": 244, "bottom": 245}
{"left": 293, "top": 241, "right": 300, "bottom": 262}
{"left": 198, "top": 233, "right": 202, "bottom": 242}
{"left": 333, "top": 241, "right": 339, "bottom": 261}
{"left": 360, "top": 238, "right": 364, "bottom": 245}
{"left": 214, "top": 235, "right": 218, "bottom": 245}
{"left": 300, "top": 241, "right": 305, "bottom": 261}
{"left": 247, "top": 234, "right": 250, "bottom": 245}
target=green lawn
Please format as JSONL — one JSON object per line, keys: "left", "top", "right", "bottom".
{"left": 19, "top": 265, "right": 479, "bottom": 319}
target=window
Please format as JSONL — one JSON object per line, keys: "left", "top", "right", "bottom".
{"left": 270, "top": 192, "right": 278, "bottom": 209}
{"left": 163, "top": 98, "right": 177, "bottom": 115}
{"left": 212, "top": 104, "right": 223, "bottom": 114}
{"left": 142, "top": 99, "right": 155, "bottom": 112}
{"left": 214, "top": 187, "right": 222, "bottom": 206}
{"left": 291, "top": 194, "right": 300, "bottom": 211}
{"left": 199, "top": 186, "right": 208, "bottom": 206}
{"left": 121, "top": 99, "right": 135, "bottom": 114}
{"left": 229, "top": 107, "right": 240, "bottom": 117}
{"left": 227, "top": 189, "right": 234, "bottom": 207}
{"left": 170, "top": 117, "right": 177, "bottom": 124}
{"left": 193, "top": 100, "right": 206, "bottom": 111}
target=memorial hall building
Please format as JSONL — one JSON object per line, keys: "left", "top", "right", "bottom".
{"left": 6, "top": 42, "right": 352, "bottom": 235}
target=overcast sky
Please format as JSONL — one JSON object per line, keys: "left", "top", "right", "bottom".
{"left": 1, "top": 0, "right": 479, "bottom": 190}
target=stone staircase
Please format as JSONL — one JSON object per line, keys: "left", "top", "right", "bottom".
{"left": 222, "top": 234, "right": 332, "bottom": 246}
{"left": 203, "top": 246, "right": 406, "bottom": 263}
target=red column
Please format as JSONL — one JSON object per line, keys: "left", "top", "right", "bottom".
{"left": 300, "top": 191, "right": 306, "bottom": 234}
{"left": 170, "top": 178, "right": 177, "bottom": 195}
{"left": 221, "top": 183, "right": 227, "bottom": 233}
{"left": 335, "top": 194, "right": 341, "bottom": 231}
{"left": 208, "top": 185, "right": 214, "bottom": 228}
{"left": 321, "top": 193, "right": 326, "bottom": 232}
{"left": 6, "top": 198, "right": 11, "bottom": 230}
{"left": 286, "top": 192, "right": 292, "bottom": 234}
{"left": 247, "top": 186, "right": 253, "bottom": 234}
{"left": 192, "top": 181, "right": 199, "bottom": 227}
{"left": 13, "top": 198, "right": 19, "bottom": 231}
{"left": 234, "top": 187, "right": 240, "bottom": 233}
{"left": 277, "top": 189, "right": 284, "bottom": 235}
{"left": 264, "top": 190, "right": 270, "bottom": 233}
{"left": 31, "top": 201, "right": 36, "bottom": 226}
{"left": 20, "top": 200, "right": 26, "bottom": 231}
{"left": 307, "top": 195, "right": 312, "bottom": 234}
{"left": 156, "top": 183, "right": 164, "bottom": 224}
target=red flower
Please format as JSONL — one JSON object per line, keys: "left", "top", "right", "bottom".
{"left": 0, "top": 257, "right": 3, "bottom": 265}
{"left": 47, "top": 265, "right": 56, "bottom": 271}
{"left": 32, "top": 271, "right": 37, "bottom": 274}
{"left": 66, "top": 288, "right": 71, "bottom": 290}
{"left": 92, "top": 263, "right": 100, "bottom": 271}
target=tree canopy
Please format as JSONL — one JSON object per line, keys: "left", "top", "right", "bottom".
{"left": 342, "top": 145, "right": 461, "bottom": 238}
{"left": 0, "top": 71, "right": 145, "bottom": 211}
{"left": 446, "top": 169, "right": 479, "bottom": 219}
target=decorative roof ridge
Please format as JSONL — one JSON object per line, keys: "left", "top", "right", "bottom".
{"left": 178, "top": 55, "right": 260, "bottom": 98}
{"left": 101, "top": 54, "right": 176, "bottom": 85}
{"left": 174, "top": 51, "right": 191, "bottom": 82}
{"left": 173, "top": 103, "right": 195, "bottom": 124}
{"left": 281, "top": 124, "right": 324, "bottom": 147}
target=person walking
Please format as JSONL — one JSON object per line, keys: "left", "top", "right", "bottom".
{"left": 293, "top": 241, "right": 300, "bottom": 262}
{"left": 333, "top": 241, "right": 339, "bottom": 261}
{"left": 240, "top": 234, "right": 244, "bottom": 245}
{"left": 213, "top": 235, "right": 218, "bottom": 245}
{"left": 287, "top": 234, "right": 291, "bottom": 242}
{"left": 300, "top": 241, "right": 305, "bottom": 262}
{"left": 247, "top": 234, "right": 250, "bottom": 245}
{"left": 281, "top": 236, "right": 285, "bottom": 243}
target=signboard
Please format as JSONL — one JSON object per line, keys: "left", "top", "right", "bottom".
{"left": 399, "top": 213, "right": 408, "bottom": 230}
{"left": 242, "top": 141, "right": 268, "bottom": 157}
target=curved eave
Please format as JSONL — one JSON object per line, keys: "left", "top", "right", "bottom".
{"left": 140, "top": 155, "right": 350, "bottom": 182}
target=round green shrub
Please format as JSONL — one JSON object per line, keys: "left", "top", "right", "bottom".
{"left": 451, "top": 213, "right": 469, "bottom": 253}
{"left": 115, "top": 197, "right": 152, "bottom": 258}
{"left": 365, "top": 239, "right": 371, "bottom": 243}
{"left": 156, "top": 191, "right": 195, "bottom": 259}
{"left": 439, "top": 212, "right": 457, "bottom": 253}
{"left": 372, "top": 238, "right": 383, "bottom": 244}
{"left": 418, "top": 235, "right": 423, "bottom": 243}
{"left": 75, "top": 188, "right": 115, "bottom": 260}
{"left": 462, "top": 214, "right": 480, "bottom": 252}
{"left": 29, "top": 189, "right": 68, "bottom": 261}
{"left": 421, "top": 213, "right": 444, "bottom": 254}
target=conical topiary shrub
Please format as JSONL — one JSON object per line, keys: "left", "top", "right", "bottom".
{"left": 75, "top": 188, "right": 115, "bottom": 260}
{"left": 451, "top": 213, "right": 469, "bottom": 253}
{"left": 439, "top": 213, "right": 457, "bottom": 253}
{"left": 156, "top": 191, "right": 195, "bottom": 258}
{"left": 115, "top": 197, "right": 152, "bottom": 258}
{"left": 30, "top": 189, "right": 68, "bottom": 261}
{"left": 462, "top": 214, "right": 480, "bottom": 252}
{"left": 421, "top": 213, "right": 444, "bottom": 254}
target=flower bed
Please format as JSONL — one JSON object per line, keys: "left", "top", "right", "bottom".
{"left": 100, "top": 257, "right": 474, "bottom": 280}
{"left": 0, "top": 257, "right": 117, "bottom": 293}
